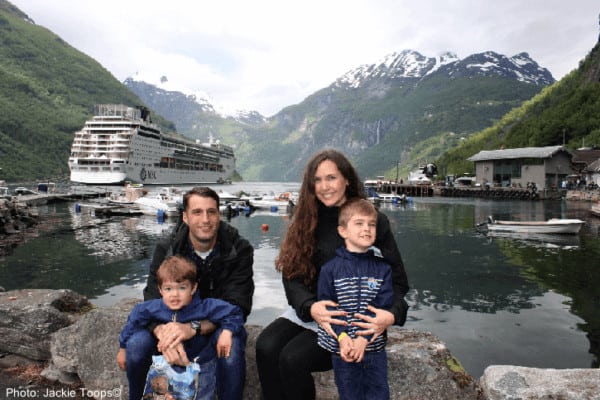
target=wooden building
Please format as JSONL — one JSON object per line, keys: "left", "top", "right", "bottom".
{"left": 467, "top": 145, "right": 575, "bottom": 190}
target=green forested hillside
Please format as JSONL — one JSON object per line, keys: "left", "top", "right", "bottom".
{"left": 437, "top": 43, "right": 600, "bottom": 176}
{"left": 237, "top": 73, "right": 546, "bottom": 181}
{"left": 0, "top": 2, "right": 172, "bottom": 181}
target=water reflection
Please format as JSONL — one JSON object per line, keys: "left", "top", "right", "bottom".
{"left": 68, "top": 205, "right": 176, "bottom": 259}
{"left": 0, "top": 192, "right": 598, "bottom": 377}
{"left": 484, "top": 231, "right": 581, "bottom": 249}
{"left": 391, "top": 197, "right": 599, "bottom": 374}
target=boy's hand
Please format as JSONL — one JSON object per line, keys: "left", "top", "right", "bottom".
{"left": 338, "top": 334, "right": 354, "bottom": 363}
{"left": 216, "top": 329, "right": 233, "bottom": 358}
{"left": 116, "top": 348, "right": 126, "bottom": 370}
{"left": 349, "top": 337, "right": 368, "bottom": 363}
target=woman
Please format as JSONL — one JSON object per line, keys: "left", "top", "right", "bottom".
{"left": 256, "top": 149, "right": 409, "bottom": 400}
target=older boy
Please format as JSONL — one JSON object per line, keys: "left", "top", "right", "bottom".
{"left": 317, "top": 198, "right": 394, "bottom": 400}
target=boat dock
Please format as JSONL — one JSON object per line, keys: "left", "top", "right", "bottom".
{"left": 372, "top": 182, "right": 566, "bottom": 200}
{"left": 8, "top": 186, "right": 111, "bottom": 206}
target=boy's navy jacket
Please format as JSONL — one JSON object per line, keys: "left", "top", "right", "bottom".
{"left": 317, "top": 246, "right": 393, "bottom": 354}
{"left": 119, "top": 293, "right": 244, "bottom": 362}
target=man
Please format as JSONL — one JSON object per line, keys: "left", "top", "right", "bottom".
{"left": 126, "top": 186, "right": 254, "bottom": 400}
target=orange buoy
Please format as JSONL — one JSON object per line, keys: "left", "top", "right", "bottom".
{"left": 261, "top": 223, "right": 269, "bottom": 232}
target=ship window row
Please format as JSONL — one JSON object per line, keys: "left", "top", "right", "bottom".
{"left": 71, "top": 157, "right": 127, "bottom": 164}
{"left": 74, "top": 136, "right": 131, "bottom": 142}
{"left": 72, "top": 166, "right": 122, "bottom": 172}
{"left": 71, "top": 150, "right": 128, "bottom": 156}
{"left": 71, "top": 147, "right": 129, "bottom": 153}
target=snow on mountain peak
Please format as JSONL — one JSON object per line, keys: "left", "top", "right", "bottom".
{"left": 129, "top": 71, "right": 214, "bottom": 108}
{"left": 335, "top": 49, "right": 553, "bottom": 89}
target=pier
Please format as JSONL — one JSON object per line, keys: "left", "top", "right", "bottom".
{"left": 370, "top": 181, "right": 566, "bottom": 200}
{"left": 372, "top": 182, "right": 435, "bottom": 197}
{"left": 6, "top": 186, "right": 111, "bottom": 206}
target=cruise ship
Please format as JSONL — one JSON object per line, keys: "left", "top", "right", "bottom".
{"left": 68, "top": 104, "right": 235, "bottom": 185}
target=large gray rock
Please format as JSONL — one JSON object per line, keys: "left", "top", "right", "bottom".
{"left": 1, "top": 289, "right": 597, "bottom": 400}
{"left": 480, "top": 365, "right": 600, "bottom": 400}
{"left": 0, "top": 289, "right": 90, "bottom": 360}
{"left": 45, "top": 297, "right": 483, "bottom": 400}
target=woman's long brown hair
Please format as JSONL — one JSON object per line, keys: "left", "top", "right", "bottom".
{"left": 276, "top": 149, "right": 365, "bottom": 284}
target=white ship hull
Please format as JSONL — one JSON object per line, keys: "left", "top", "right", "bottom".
{"left": 69, "top": 104, "right": 236, "bottom": 185}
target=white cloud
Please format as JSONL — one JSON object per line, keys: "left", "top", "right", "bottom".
{"left": 11, "top": 0, "right": 600, "bottom": 116}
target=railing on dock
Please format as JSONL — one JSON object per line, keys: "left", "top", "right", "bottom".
{"left": 372, "top": 183, "right": 434, "bottom": 197}
{"left": 369, "top": 182, "right": 564, "bottom": 200}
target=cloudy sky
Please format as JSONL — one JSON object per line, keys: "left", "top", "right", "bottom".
{"left": 10, "top": 0, "right": 600, "bottom": 116}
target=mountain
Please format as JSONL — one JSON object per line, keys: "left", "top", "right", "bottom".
{"left": 0, "top": 0, "right": 174, "bottom": 181}
{"left": 127, "top": 49, "right": 554, "bottom": 182}
{"left": 2, "top": 0, "right": 585, "bottom": 184}
{"left": 436, "top": 41, "right": 600, "bottom": 175}
{"left": 239, "top": 50, "right": 553, "bottom": 181}
{"left": 336, "top": 50, "right": 553, "bottom": 87}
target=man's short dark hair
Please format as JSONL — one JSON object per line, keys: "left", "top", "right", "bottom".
{"left": 183, "top": 187, "right": 220, "bottom": 211}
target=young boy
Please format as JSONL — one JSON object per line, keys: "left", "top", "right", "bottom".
{"left": 117, "top": 255, "right": 244, "bottom": 400}
{"left": 317, "top": 198, "right": 394, "bottom": 400}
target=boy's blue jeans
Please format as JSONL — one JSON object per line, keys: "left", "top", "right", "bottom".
{"left": 125, "top": 326, "right": 247, "bottom": 400}
{"left": 331, "top": 350, "right": 389, "bottom": 400}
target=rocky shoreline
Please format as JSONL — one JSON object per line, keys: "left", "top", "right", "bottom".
{"left": 0, "top": 198, "right": 40, "bottom": 256}
{"left": 0, "top": 289, "right": 598, "bottom": 400}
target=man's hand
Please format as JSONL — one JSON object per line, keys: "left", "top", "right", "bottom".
{"left": 198, "top": 320, "right": 217, "bottom": 336}
{"left": 154, "top": 322, "right": 196, "bottom": 352}
{"left": 161, "top": 342, "right": 190, "bottom": 366}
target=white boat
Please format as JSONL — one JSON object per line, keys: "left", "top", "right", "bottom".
{"left": 377, "top": 192, "right": 407, "bottom": 203}
{"left": 134, "top": 187, "right": 182, "bottom": 217}
{"left": 365, "top": 187, "right": 405, "bottom": 205}
{"left": 218, "top": 190, "right": 241, "bottom": 203}
{"left": 108, "top": 184, "right": 148, "bottom": 205}
{"left": 14, "top": 187, "right": 37, "bottom": 196}
{"left": 245, "top": 192, "right": 297, "bottom": 211}
{"left": 407, "top": 169, "right": 431, "bottom": 185}
{"left": 485, "top": 217, "right": 585, "bottom": 234}
{"left": 68, "top": 104, "right": 236, "bottom": 185}
{"left": 590, "top": 203, "right": 600, "bottom": 217}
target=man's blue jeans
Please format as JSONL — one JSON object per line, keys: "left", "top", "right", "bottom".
{"left": 331, "top": 350, "right": 389, "bottom": 400}
{"left": 125, "top": 326, "right": 247, "bottom": 400}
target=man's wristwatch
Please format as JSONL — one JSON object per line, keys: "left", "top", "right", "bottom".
{"left": 190, "top": 321, "right": 201, "bottom": 335}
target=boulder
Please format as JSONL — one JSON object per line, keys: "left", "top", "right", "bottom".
{"left": 480, "top": 365, "right": 600, "bottom": 400}
{"left": 45, "top": 297, "right": 483, "bottom": 400}
{"left": 0, "top": 199, "right": 40, "bottom": 255}
{"left": 1, "top": 289, "right": 597, "bottom": 400}
{"left": 0, "top": 289, "right": 91, "bottom": 360}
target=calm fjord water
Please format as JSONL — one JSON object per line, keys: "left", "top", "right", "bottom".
{"left": 1, "top": 182, "right": 598, "bottom": 377}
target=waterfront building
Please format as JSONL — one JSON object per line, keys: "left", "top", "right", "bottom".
{"left": 467, "top": 146, "right": 574, "bottom": 190}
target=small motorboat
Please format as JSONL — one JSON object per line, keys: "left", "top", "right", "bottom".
{"left": 134, "top": 187, "right": 182, "bottom": 218}
{"left": 590, "top": 203, "right": 600, "bottom": 217}
{"left": 484, "top": 216, "right": 585, "bottom": 234}
{"left": 365, "top": 187, "right": 406, "bottom": 205}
